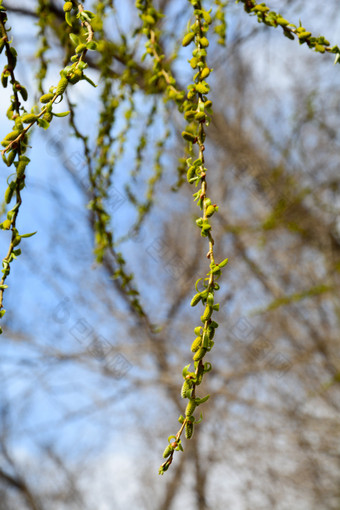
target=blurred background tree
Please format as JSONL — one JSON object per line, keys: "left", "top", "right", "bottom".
{"left": 0, "top": 0, "right": 339, "bottom": 508}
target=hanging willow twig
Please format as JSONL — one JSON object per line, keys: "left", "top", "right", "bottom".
{"left": 0, "top": 1, "right": 98, "bottom": 332}
{"left": 237, "top": 0, "right": 340, "bottom": 62}
{"left": 159, "top": 0, "right": 229, "bottom": 475}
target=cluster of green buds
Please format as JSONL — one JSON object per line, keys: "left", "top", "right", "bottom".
{"left": 214, "top": 0, "right": 228, "bottom": 45}
{"left": 0, "top": 7, "right": 27, "bottom": 105}
{"left": 1, "top": 3, "right": 98, "bottom": 157}
{"left": 0, "top": 1, "right": 98, "bottom": 331}
{"left": 159, "top": 0, "right": 229, "bottom": 475}
{"left": 136, "top": 0, "right": 185, "bottom": 103}
{"left": 0, "top": 5, "right": 27, "bottom": 130}
{"left": 237, "top": 1, "right": 340, "bottom": 61}
{"left": 180, "top": 2, "right": 214, "bottom": 140}
{"left": 161, "top": 359, "right": 211, "bottom": 473}
{"left": 0, "top": 2, "right": 34, "bottom": 330}
{"left": 136, "top": 0, "right": 163, "bottom": 33}
{"left": 35, "top": 0, "right": 51, "bottom": 94}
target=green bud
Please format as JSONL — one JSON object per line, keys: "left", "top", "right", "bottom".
{"left": 184, "top": 110, "right": 196, "bottom": 121}
{"left": 56, "top": 76, "right": 68, "bottom": 96}
{"left": 201, "top": 305, "right": 213, "bottom": 322}
{"left": 4, "top": 185, "right": 14, "bottom": 204}
{"left": 199, "top": 37, "right": 209, "bottom": 48}
{"left": 63, "top": 1, "right": 73, "bottom": 12}
{"left": 40, "top": 93, "right": 54, "bottom": 104}
{"left": 195, "top": 82, "right": 209, "bottom": 94}
{"left": 182, "top": 131, "right": 196, "bottom": 143}
{"left": 191, "top": 336, "right": 202, "bottom": 352}
{"left": 3, "top": 130, "right": 20, "bottom": 142}
{"left": 21, "top": 114, "right": 37, "bottom": 124}
{"left": 1, "top": 72, "right": 8, "bottom": 88}
{"left": 190, "top": 293, "right": 202, "bottom": 306}
{"left": 315, "top": 44, "right": 325, "bottom": 53}
{"left": 185, "top": 421, "right": 194, "bottom": 439}
{"left": 207, "top": 292, "right": 214, "bottom": 306}
{"left": 206, "top": 205, "right": 216, "bottom": 217}
{"left": 182, "top": 32, "right": 195, "bottom": 47}
{"left": 298, "top": 31, "right": 312, "bottom": 39}
{"left": 187, "top": 165, "right": 196, "bottom": 183}
{"left": 19, "top": 87, "right": 28, "bottom": 101}
{"left": 193, "top": 347, "right": 206, "bottom": 361}
{"left": 276, "top": 17, "right": 289, "bottom": 26}
{"left": 2, "top": 219, "right": 11, "bottom": 230}
{"left": 195, "top": 111, "right": 206, "bottom": 121}
{"left": 16, "top": 161, "right": 27, "bottom": 178}
{"left": 194, "top": 326, "right": 202, "bottom": 335}
{"left": 202, "top": 10, "right": 212, "bottom": 24}
{"left": 162, "top": 445, "right": 173, "bottom": 458}
{"left": 200, "top": 67, "right": 211, "bottom": 79}
{"left": 181, "top": 380, "right": 192, "bottom": 398}
{"left": 12, "top": 235, "right": 21, "bottom": 247}
{"left": 5, "top": 150, "right": 16, "bottom": 167}
{"left": 185, "top": 399, "right": 197, "bottom": 416}
{"left": 252, "top": 5, "right": 269, "bottom": 13}
{"left": 142, "top": 14, "right": 156, "bottom": 24}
